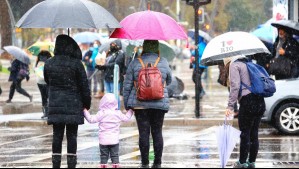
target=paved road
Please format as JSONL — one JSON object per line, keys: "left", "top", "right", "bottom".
{"left": 0, "top": 124, "right": 299, "bottom": 168}
{"left": 0, "top": 59, "right": 299, "bottom": 168}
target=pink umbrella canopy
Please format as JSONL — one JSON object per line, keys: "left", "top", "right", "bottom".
{"left": 110, "top": 10, "right": 188, "bottom": 40}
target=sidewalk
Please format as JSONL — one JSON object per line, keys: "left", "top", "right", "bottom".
{"left": 0, "top": 58, "right": 257, "bottom": 128}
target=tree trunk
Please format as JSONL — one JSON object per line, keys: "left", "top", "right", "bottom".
{"left": 0, "top": 0, "right": 13, "bottom": 48}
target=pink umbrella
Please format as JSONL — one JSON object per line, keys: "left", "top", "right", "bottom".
{"left": 110, "top": 10, "right": 188, "bottom": 40}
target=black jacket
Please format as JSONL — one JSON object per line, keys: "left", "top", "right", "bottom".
{"left": 8, "top": 59, "right": 21, "bottom": 82}
{"left": 44, "top": 35, "right": 91, "bottom": 125}
{"left": 103, "top": 50, "right": 125, "bottom": 82}
{"left": 272, "top": 36, "right": 299, "bottom": 66}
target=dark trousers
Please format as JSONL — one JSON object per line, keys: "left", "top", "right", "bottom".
{"left": 192, "top": 68, "right": 205, "bottom": 93}
{"left": 37, "top": 84, "right": 48, "bottom": 115}
{"left": 135, "top": 109, "right": 166, "bottom": 165}
{"left": 9, "top": 79, "right": 30, "bottom": 100}
{"left": 52, "top": 124, "right": 78, "bottom": 155}
{"left": 100, "top": 144, "right": 119, "bottom": 164}
{"left": 238, "top": 94, "right": 265, "bottom": 164}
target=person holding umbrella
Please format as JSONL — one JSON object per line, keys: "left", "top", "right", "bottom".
{"left": 123, "top": 40, "right": 172, "bottom": 168}
{"left": 224, "top": 56, "right": 266, "bottom": 168}
{"left": 6, "top": 57, "right": 32, "bottom": 103}
{"left": 44, "top": 35, "right": 91, "bottom": 168}
{"left": 269, "top": 27, "right": 299, "bottom": 80}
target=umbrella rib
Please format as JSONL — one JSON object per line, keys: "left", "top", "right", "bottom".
{"left": 80, "top": 0, "right": 97, "bottom": 28}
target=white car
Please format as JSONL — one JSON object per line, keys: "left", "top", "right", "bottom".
{"left": 263, "top": 79, "right": 299, "bottom": 134}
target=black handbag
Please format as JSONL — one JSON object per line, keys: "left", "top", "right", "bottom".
{"left": 268, "top": 57, "right": 292, "bottom": 77}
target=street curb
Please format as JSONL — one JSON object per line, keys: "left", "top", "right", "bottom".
{"left": 2, "top": 103, "right": 42, "bottom": 114}
{"left": 0, "top": 118, "right": 272, "bottom": 128}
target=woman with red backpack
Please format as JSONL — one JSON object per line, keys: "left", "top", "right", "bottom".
{"left": 123, "top": 40, "right": 172, "bottom": 168}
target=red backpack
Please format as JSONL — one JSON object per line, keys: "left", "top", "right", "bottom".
{"left": 135, "top": 57, "right": 164, "bottom": 101}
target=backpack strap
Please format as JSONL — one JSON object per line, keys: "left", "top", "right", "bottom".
{"left": 154, "top": 56, "right": 160, "bottom": 67}
{"left": 137, "top": 58, "right": 146, "bottom": 68}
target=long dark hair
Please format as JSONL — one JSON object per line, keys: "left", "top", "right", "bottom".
{"left": 36, "top": 50, "right": 52, "bottom": 67}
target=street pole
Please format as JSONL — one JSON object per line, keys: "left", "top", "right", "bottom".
{"left": 193, "top": 0, "right": 201, "bottom": 118}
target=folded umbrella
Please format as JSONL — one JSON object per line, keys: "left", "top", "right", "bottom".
{"left": 110, "top": 10, "right": 187, "bottom": 40}
{"left": 216, "top": 120, "right": 241, "bottom": 168}
{"left": 201, "top": 31, "right": 270, "bottom": 66}
{"left": 4, "top": 46, "right": 31, "bottom": 65}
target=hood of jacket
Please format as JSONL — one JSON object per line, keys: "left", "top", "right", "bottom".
{"left": 99, "top": 93, "right": 118, "bottom": 111}
{"left": 54, "top": 34, "right": 82, "bottom": 59}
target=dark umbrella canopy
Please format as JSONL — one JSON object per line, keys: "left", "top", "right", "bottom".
{"left": 167, "top": 76, "right": 185, "bottom": 97}
{"left": 271, "top": 20, "right": 299, "bottom": 35}
{"left": 16, "top": 0, "right": 121, "bottom": 29}
{"left": 99, "top": 39, "right": 129, "bottom": 53}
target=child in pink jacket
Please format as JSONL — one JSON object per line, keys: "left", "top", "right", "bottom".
{"left": 84, "top": 93, "right": 134, "bottom": 168}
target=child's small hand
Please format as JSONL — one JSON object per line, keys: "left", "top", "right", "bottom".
{"left": 128, "top": 109, "right": 134, "bottom": 114}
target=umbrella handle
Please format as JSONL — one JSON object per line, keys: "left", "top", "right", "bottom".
{"left": 88, "top": 69, "right": 99, "bottom": 80}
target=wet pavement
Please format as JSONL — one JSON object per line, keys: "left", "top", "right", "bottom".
{"left": 0, "top": 125, "right": 299, "bottom": 168}
{"left": 0, "top": 59, "right": 299, "bottom": 168}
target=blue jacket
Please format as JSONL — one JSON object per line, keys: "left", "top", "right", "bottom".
{"left": 123, "top": 53, "right": 172, "bottom": 111}
{"left": 192, "top": 36, "right": 207, "bottom": 69}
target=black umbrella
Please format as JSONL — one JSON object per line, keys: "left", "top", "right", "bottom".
{"left": 271, "top": 20, "right": 299, "bottom": 35}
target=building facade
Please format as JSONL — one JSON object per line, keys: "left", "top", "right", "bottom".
{"left": 289, "top": 0, "right": 299, "bottom": 21}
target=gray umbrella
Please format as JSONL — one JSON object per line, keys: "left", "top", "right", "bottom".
{"left": 99, "top": 39, "right": 129, "bottom": 53}
{"left": 16, "top": 0, "right": 121, "bottom": 29}
{"left": 271, "top": 20, "right": 299, "bottom": 35}
{"left": 4, "top": 46, "right": 31, "bottom": 65}
{"left": 167, "top": 76, "right": 185, "bottom": 97}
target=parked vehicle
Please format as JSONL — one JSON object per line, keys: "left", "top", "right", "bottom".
{"left": 263, "top": 78, "right": 299, "bottom": 134}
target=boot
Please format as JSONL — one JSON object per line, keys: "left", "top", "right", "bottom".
{"left": 67, "top": 154, "right": 77, "bottom": 168}
{"left": 52, "top": 154, "right": 61, "bottom": 168}
{"left": 112, "top": 164, "right": 120, "bottom": 168}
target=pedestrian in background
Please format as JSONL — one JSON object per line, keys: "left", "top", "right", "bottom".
{"left": 6, "top": 58, "right": 32, "bottom": 103}
{"left": 83, "top": 93, "right": 134, "bottom": 168}
{"left": 123, "top": 40, "right": 172, "bottom": 168}
{"left": 225, "top": 56, "right": 265, "bottom": 168}
{"left": 96, "top": 41, "right": 125, "bottom": 94}
{"left": 34, "top": 50, "right": 51, "bottom": 119}
{"left": 44, "top": 35, "right": 91, "bottom": 168}
{"left": 83, "top": 40, "right": 101, "bottom": 96}
{"left": 269, "top": 28, "right": 299, "bottom": 80}
{"left": 191, "top": 36, "right": 208, "bottom": 98}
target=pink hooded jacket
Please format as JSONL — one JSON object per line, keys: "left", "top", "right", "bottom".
{"left": 84, "top": 93, "right": 133, "bottom": 145}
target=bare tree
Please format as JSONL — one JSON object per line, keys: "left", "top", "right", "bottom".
{"left": 0, "top": 0, "right": 12, "bottom": 48}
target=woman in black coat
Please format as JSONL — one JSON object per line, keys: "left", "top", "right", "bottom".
{"left": 44, "top": 35, "right": 91, "bottom": 168}
{"left": 270, "top": 28, "right": 299, "bottom": 80}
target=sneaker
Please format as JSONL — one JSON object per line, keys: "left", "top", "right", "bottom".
{"left": 151, "top": 164, "right": 162, "bottom": 168}
{"left": 99, "top": 164, "right": 108, "bottom": 168}
{"left": 247, "top": 162, "right": 255, "bottom": 168}
{"left": 233, "top": 161, "right": 248, "bottom": 168}
{"left": 6, "top": 99, "right": 12, "bottom": 103}
{"left": 139, "top": 164, "right": 149, "bottom": 168}
{"left": 112, "top": 164, "right": 120, "bottom": 168}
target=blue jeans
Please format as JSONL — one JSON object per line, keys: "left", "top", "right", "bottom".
{"left": 104, "top": 81, "right": 114, "bottom": 93}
